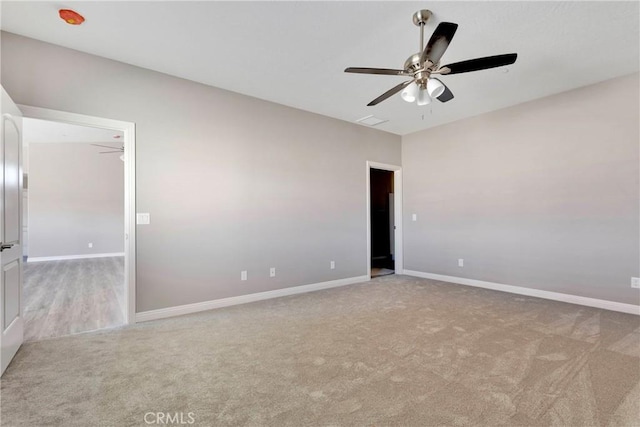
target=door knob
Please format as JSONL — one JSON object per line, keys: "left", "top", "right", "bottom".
{"left": 0, "top": 244, "right": 13, "bottom": 251}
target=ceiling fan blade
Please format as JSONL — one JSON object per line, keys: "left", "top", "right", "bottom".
{"left": 345, "top": 67, "right": 410, "bottom": 76}
{"left": 367, "top": 80, "right": 414, "bottom": 106}
{"left": 434, "top": 79, "right": 454, "bottom": 103}
{"left": 92, "top": 144, "right": 122, "bottom": 149}
{"left": 439, "top": 53, "right": 517, "bottom": 75}
{"left": 420, "top": 22, "right": 458, "bottom": 66}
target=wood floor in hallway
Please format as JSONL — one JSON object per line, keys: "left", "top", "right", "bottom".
{"left": 23, "top": 257, "right": 125, "bottom": 342}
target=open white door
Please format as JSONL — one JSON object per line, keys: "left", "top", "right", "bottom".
{"left": 1, "top": 87, "right": 24, "bottom": 376}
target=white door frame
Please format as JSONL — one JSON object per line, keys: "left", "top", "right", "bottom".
{"left": 366, "top": 161, "right": 403, "bottom": 279}
{"left": 18, "top": 105, "right": 136, "bottom": 325}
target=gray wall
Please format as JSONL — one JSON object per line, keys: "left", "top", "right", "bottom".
{"left": 403, "top": 73, "right": 640, "bottom": 305}
{"left": 28, "top": 142, "right": 124, "bottom": 258}
{"left": 0, "top": 32, "right": 401, "bottom": 312}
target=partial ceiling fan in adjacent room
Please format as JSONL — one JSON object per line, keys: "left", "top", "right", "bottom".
{"left": 344, "top": 10, "right": 518, "bottom": 106}
{"left": 92, "top": 144, "right": 124, "bottom": 161}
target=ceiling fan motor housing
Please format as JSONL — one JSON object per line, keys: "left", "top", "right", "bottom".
{"left": 404, "top": 53, "right": 423, "bottom": 72}
{"left": 404, "top": 54, "right": 434, "bottom": 88}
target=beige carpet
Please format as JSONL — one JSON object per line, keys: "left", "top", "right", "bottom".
{"left": 1, "top": 275, "right": 639, "bottom": 426}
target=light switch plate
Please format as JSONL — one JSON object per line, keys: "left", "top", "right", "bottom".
{"left": 412, "top": 214, "right": 417, "bottom": 221}
{"left": 136, "top": 213, "right": 150, "bottom": 225}
{"left": 330, "top": 261, "right": 335, "bottom": 270}
{"left": 270, "top": 267, "right": 276, "bottom": 278}
{"left": 632, "top": 277, "right": 640, "bottom": 289}
{"left": 241, "top": 271, "right": 248, "bottom": 281}
{"left": 458, "top": 259, "right": 464, "bottom": 267}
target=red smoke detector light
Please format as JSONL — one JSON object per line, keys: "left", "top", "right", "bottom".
{"left": 59, "top": 9, "right": 85, "bottom": 25}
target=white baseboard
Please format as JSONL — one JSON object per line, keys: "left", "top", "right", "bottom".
{"left": 136, "top": 275, "right": 370, "bottom": 323}
{"left": 403, "top": 270, "right": 639, "bottom": 315}
{"left": 27, "top": 252, "right": 125, "bottom": 262}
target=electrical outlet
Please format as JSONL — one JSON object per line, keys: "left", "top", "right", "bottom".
{"left": 458, "top": 259, "right": 464, "bottom": 267}
{"left": 88, "top": 243, "right": 93, "bottom": 248}
{"left": 632, "top": 277, "right": 640, "bottom": 289}
{"left": 330, "top": 261, "right": 335, "bottom": 270}
{"left": 241, "top": 271, "right": 247, "bottom": 281}
{"left": 270, "top": 267, "right": 276, "bottom": 278}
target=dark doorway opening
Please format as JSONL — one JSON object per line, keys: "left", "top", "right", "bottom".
{"left": 370, "top": 168, "right": 395, "bottom": 278}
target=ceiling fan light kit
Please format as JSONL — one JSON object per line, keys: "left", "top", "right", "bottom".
{"left": 400, "top": 82, "right": 419, "bottom": 102}
{"left": 426, "top": 78, "right": 445, "bottom": 98}
{"left": 345, "top": 9, "right": 518, "bottom": 107}
{"left": 417, "top": 89, "right": 431, "bottom": 106}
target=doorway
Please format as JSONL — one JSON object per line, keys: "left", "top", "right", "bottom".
{"left": 366, "top": 161, "right": 403, "bottom": 279}
{"left": 370, "top": 169, "right": 394, "bottom": 277}
{"left": 18, "top": 105, "right": 136, "bottom": 341}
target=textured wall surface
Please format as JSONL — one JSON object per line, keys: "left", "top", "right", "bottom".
{"left": 403, "top": 73, "right": 640, "bottom": 305}
{"left": 1, "top": 32, "right": 401, "bottom": 312}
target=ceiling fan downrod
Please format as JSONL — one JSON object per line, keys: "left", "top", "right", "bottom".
{"left": 412, "top": 10, "right": 432, "bottom": 53}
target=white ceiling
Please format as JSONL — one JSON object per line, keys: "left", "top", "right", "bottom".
{"left": 23, "top": 118, "right": 123, "bottom": 144}
{"left": 2, "top": 2, "right": 638, "bottom": 135}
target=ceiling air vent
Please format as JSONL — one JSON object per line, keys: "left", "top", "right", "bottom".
{"left": 356, "top": 115, "right": 388, "bottom": 127}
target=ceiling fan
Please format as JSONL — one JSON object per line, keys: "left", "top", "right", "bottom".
{"left": 92, "top": 144, "right": 124, "bottom": 161}
{"left": 92, "top": 143, "right": 123, "bottom": 154}
{"left": 344, "top": 10, "right": 517, "bottom": 106}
